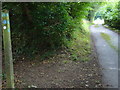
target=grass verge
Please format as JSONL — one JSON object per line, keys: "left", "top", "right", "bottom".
{"left": 103, "top": 25, "right": 120, "bottom": 34}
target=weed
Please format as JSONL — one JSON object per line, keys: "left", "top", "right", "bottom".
{"left": 71, "top": 54, "right": 78, "bottom": 61}
{"left": 1, "top": 73, "right": 6, "bottom": 80}
{"left": 63, "top": 60, "right": 69, "bottom": 64}
{"left": 58, "top": 69, "right": 64, "bottom": 73}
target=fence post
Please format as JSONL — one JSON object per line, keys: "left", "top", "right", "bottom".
{"left": 2, "top": 9, "right": 14, "bottom": 88}
{"left": 0, "top": 1, "right": 2, "bottom": 89}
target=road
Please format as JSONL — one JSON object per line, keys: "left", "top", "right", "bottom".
{"left": 90, "top": 24, "right": 119, "bottom": 88}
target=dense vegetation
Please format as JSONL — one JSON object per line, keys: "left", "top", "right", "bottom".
{"left": 2, "top": 2, "right": 94, "bottom": 60}
{"left": 3, "top": 2, "right": 119, "bottom": 61}
{"left": 97, "top": 1, "right": 120, "bottom": 30}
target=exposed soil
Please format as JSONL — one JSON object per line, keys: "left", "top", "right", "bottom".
{"left": 2, "top": 40, "right": 104, "bottom": 88}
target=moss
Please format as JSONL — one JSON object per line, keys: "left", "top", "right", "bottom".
{"left": 101, "top": 32, "right": 118, "bottom": 52}
{"left": 101, "top": 33, "right": 111, "bottom": 41}
{"left": 94, "top": 24, "right": 99, "bottom": 27}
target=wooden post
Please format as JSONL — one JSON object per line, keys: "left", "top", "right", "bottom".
{"left": 0, "top": 1, "right": 2, "bottom": 89}
{"left": 2, "top": 9, "right": 14, "bottom": 88}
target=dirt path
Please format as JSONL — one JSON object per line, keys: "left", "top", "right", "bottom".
{"left": 90, "top": 24, "right": 119, "bottom": 88}
{"left": 3, "top": 46, "right": 104, "bottom": 88}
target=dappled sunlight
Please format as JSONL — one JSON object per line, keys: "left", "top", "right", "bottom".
{"left": 93, "top": 18, "right": 104, "bottom": 24}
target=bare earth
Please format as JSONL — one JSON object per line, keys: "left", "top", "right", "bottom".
{"left": 12, "top": 46, "right": 104, "bottom": 88}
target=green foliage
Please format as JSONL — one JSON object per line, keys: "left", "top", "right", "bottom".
{"left": 2, "top": 2, "right": 92, "bottom": 59}
{"left": 63, "top": 60, "right": 69, "bottom": 64}
{"left": 99, "top": 2, "right": 120, "bottom": 30}
{"left": 67, "top": 19, "right": 91, "bottom": 62}
{"left": 87, "top": 2, "right": 106, "bottom": 22}
{"left": 1, "top": 73, "right": 6, "bottom": 80}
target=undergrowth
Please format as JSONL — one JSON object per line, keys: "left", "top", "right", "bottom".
{"left": 37, "top": 19, "right": 92, "bottom": 62}
{"left": 66, "top": 19, "right": 91, "bottom": 61}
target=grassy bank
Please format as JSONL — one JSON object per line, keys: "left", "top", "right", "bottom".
{"left": 37, "top": 19, "right": 92, "bottom": 62}
{"left": 66, "top": 19, "right": 91, "bottom": 61}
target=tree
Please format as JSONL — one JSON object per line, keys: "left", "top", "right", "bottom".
{"left": 2, "top": 2, "right": 93, "bottom": 58}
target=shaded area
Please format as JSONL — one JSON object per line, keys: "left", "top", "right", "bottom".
{"left": 14, "top": 49, "right": 103, "bottom": 88}
{"left": 2, "top": 47, "right": 104, "bottom": 88}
